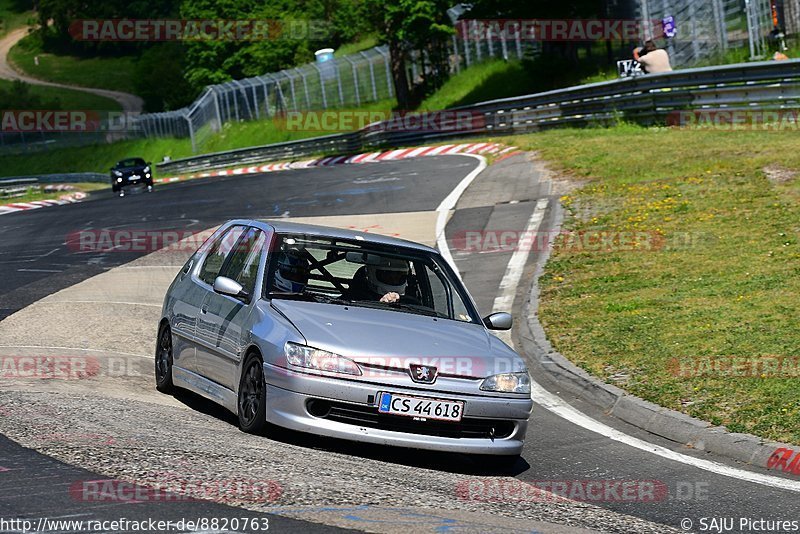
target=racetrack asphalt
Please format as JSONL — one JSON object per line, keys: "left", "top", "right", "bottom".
{"left": 0, "top": 154, "right": 797, "bottom": 533}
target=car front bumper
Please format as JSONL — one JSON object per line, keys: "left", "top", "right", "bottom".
{"left": 263, "top": 361, "right": 532, "bottom": 455}
{"left": 113, "top": 175, "right": 152, "bottom": 187}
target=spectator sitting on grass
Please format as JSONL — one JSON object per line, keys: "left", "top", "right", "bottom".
{"left": 633, "top": 40, "right": 673, "bottom": 74}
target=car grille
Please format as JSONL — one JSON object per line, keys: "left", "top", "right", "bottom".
{"left": 313, "top": 400, "right": 515, "bottom": 439}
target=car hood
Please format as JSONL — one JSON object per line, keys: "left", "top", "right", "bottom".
{"left": 270, "top": 299, "right": 525, "bottom": 378}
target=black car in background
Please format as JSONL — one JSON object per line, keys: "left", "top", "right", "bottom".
{"left": 110, "top": 158, "right": 154, "bottom": 196}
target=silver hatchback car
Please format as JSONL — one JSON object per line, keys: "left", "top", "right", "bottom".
{"left": 156, "top": 219, "right": 533, "bottom": 460}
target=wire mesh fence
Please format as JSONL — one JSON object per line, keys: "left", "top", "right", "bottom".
{"left": 0, "top": 27, "right": 533, "bottom": 155}
{"left": 0, "top": 4, "right": 784, "bottom": 156}
{"left": 636, "top": 0, "right": 776, "bottom": 66}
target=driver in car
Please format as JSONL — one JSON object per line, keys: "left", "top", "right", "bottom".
{"left": 345, "top": 258, "right": 411, "bottom": 303}
{"left": 273, "top": 249, "right": 310, "bottom": 293}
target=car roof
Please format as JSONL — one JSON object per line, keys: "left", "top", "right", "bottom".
{"left": 229, "top": 219, "right": 437, "bottom": 253}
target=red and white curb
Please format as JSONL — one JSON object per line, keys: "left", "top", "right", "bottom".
{"left": 0, "top": 191, "right": 87, "bottom": 216}
{"left": 155, "top": 142, "right": 520, "bottom": 185}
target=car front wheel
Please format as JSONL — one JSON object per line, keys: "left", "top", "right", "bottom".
{"left": 155, "top": 324, "right": 175, "bottom": 393}
{"left": 238, "top": 353, "right": 267, "bottom": 433}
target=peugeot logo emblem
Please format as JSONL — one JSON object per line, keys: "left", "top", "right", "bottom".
{"left": 409, "top": 364, "right": 437, "bottom": 384}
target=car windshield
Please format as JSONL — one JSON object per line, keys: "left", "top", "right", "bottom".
{"left": 117, "top": 158, "right": 146, "bottom": 168}
{"left": 265, "top": 233, "right": 478, "bottom": 323}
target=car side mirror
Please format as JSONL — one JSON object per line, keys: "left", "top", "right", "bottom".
{"left": 213, "top": 276, "right": 249, "bottom": 301}
{"left": 146, "top": 161, "right": 152, "bottom": 166}
{"left": 483, "top": 312, "right": 512, "bottom": 331}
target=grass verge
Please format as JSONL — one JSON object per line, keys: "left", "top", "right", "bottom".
{"left": 9, "top": 33, "right": 138, "bottom": 93}
{"left": 0, "top": 78, "right": 121, "bottom": 111}
{"left": 0, "top": 137, "right": 194, "bottom": 177}
{"left": 1, "top": 181, "right": 106, "bottom": 205}
{"left": 0, "top": 98, "right": 398, "bottom": 177}
{"left": 493, "top": 124, "right": 800, "bottom": 445}
{"left": 418, "top": 60, "right": 535, "bottom": 110}
{"left": 0, "top": 0, "right": 33, "bottom": 37}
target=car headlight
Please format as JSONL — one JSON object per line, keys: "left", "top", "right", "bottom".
{"left": 480, "top": 371, "right": 531, "bottom": 393}
{"left": 144, "top": 166, "right": 150, "bottom": 173}
{"left": 113, "top": 170, "right": 122, "bottom": 176}
{"left": 145, "top": 173, "right": 151, "bottom": 178}
{"left": 116, "top": 177, "right": 122, "bottom": 183}
{"left": 285, "top": 342, "right": 361, "bottom": 376}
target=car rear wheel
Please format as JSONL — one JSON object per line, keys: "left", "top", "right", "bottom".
{"left": 155, "top": 324, "right": 175, "bottom": 393}
{"left": 238, "top": 354, "right": 267, "bottom": 433}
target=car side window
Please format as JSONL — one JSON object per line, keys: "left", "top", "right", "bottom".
{"left": 424, "top": 263, "right": 474, "bottom": 322}
{"left": 198, "top": 225, "right": 245, "bottom": 285}
{"left": 220, "top": 228, "right": 265, "bottom": 297}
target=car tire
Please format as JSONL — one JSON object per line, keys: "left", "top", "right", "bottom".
{"left": 238, "top": 353, "right": 267, "bottom": 434}
{"left": 155, "top": 324, "right": 175, "bottom": 393}
{"left": 112, "top": 183, "right": 119, "bottom": 193}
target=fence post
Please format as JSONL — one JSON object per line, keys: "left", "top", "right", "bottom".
{"left": 259, "top": 77, "right": 270, "bottom": 117}
{"left": 712, "top": 0, "right": 728, "bottom": 52}
{"left": 295, "top": 68, "right": 311, "bottom": 109}
{"left": 464, "top": 29, "right": 472, "bottom": 66}
{"left": 514, "top": 21, "right": 522, "bottom": 59}
{"left": 268, "top": 73, "right": 288, "bottom": 113}
{"left": 186, "top": 113, "right": 196, "bottom": 153}
{"left": 376, "top": 47, "right": 394, "bottom": 99}
{"left": 335, "top": 61, "right": 345, "bottom": 106}
{"left": 499, "top": 26, "right": 508, "bottom": 60}
{"left": 233, "top": 80, "right": 252, "bottom": 120}
{"left": 312, "top": 63, "right": 328, "bottom": 109}
{"left": 688, "top": 1, "right": 701, "bottom": 61}
{"left": 487, "top": 25, "right": 495, "bottom": 57}
{"left": 451, "top": 34, "right": 461, "bottom": 72}
{"left": 640, "top": 0, "right": 653, "bottom": 40}
{"left": 284, "top": 70, "right": 298, "bottom": 110}
{"left": 474, "top": 20, "right": 482, "bottom": 62}
{"left": 361, "top": 51, "right": 378, "bottom": 101}
{"left": 345, "top": 56, "right": 360, "bottom": 106}
{"left": 212, "top": 88, "right": 222, "bottom": 132}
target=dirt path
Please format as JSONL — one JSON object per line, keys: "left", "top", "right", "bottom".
{"left": 0, "top": 27, "right": 144, "bottom": 113}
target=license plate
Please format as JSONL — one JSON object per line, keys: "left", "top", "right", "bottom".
{"left": 378, "top": 392, "right": 464, "bottom": 422}
{"left": 130, "top": 175, "right": 140, "bottom": 180}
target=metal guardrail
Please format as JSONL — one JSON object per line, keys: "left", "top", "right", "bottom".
{"left": 157, "top": 59, "right": 800, "bottom": 175}
{"left": 0, "top": 177, "right": 39, "bottom": 198}
{"left": 0, "top": 173, "right": 108, "bottom": 184}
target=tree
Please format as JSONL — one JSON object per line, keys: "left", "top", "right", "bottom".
{"left": 365, "top": 0, "right": 453, "bottom": 109}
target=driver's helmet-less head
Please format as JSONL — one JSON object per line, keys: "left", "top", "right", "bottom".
{"left": 274, "top": 249, "right": 309, "bottom": 293}
{"left": 366, "top": 257, "right": 410, "bottom": 296}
